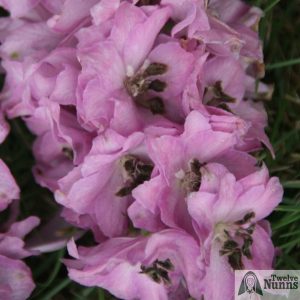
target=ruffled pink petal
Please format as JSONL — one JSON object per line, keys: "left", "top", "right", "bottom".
{"left": 0, "top": 160, "right": 20, "bottom": 212}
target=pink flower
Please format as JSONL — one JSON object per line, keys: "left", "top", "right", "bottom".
{"left": 230, "top": 99, "right": 274, "bottom": 155}
{"left": 46, "top": 0, "right": 99, "bottom": 33}
{"left": 0, "top": 255, "right": 35, "bottom": 300}
{"left": 28, "top": 102, "right": 94, "bottom": 190}
{"left": 65, "top": 229, "right": 204, "bottom": 300}
{"left": 0, "top": 217, "right": 40, "bottom": 259}
{"left": 55, "top": 129, "right": 152, "bottom": 238}
{"left": 201, "top": 56, "right": 246, "bottom": 106}
{"left": 76, "top": 2, "right": 199, "bottom": 130}
{"left": 1, "top": 48, "right": 80, "bottom": 118}
{"left": 90, "top": 0, "right": 120, "bottom": 25}
{"left": 27, "top": 101, "right": 94, "bottom": 163}
{"left": 0, "top": 18, "right": 62, "bottom": 61}
{"left": 209, "top": 0, "right": 263, "bottom": 61}
{"left": 129, "top": 110, "right": 257, "bottom": 233}
{"left": 0, "top": 159, "right": 20, "bottom": 211}
{"left": 161, "top": 0, "right": 210, "bottom": 37}
{"left": 55, "top": 119, "right": 181, "bottom": 239}
{"left": 0, "top": 112, "right": 9, "bottom": 144}
{"left": 0, "top": 0, "right": 40, "bottom": 18}
{"left": 158, "top": 0, "right": 262, "bottom": 61}
{"left": 32, "top": 131, "right": 74, "bottom": 191}
{"left": 185, "top": 54, "right": 272, "bottom": 152}
{"left": 186, "top": 162, "right": 283, "bottom": 299}
{"left": 0, "top": 217, "right": 40, "bottom": 300}
{"left": 207, "top": 0, "right": 262, "bottom": 27}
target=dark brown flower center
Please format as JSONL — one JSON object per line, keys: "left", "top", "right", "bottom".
{"left": 205, "top": 81, "right": 236, "bottom": 109}
{"left": 62, "top": 147, "right": 74, "bottom": 160}
{"left": 136, "top": 0, "right": 161, "bottom": 6}
{"left": 143, "top": 63, "right": 168, "bottom": 77}
{"left": 140, "top": 258, "right": 173, "bottom": 284}
{"left": 116, "top": 155, "right": 154, "bottom": 197}
{"left": 136, "top": 97, "right": 165, "bottom": 115}
{"left": 219, "top": 212, "right": 256, "bottom": 270}
{"left": 180, "top": 159, "right": 203, "bottom": 193}
{"left": 124, "top": 62, "right": 168, "bottom": 114}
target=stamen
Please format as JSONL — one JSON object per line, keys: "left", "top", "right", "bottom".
{"left": 228, "top": 249, "right": 244, "bottom": 270}
{"left": 124, "top": 75, "right": 150, "bottom": 98}
{"left": 155, "top": 258, "right": 174, "bottom": 270}
{"left": 212, "top": 81, "right": 236, "bottom": 103}
{"left": 148, "top": 97, "right": 165, "bottom": 114}
{"left": 241, "top": 236, "right": 253, "bottom": 259}
{"left": 190, "top": 159, "right": 202, "bottom": 175}
{"left": 136, "top": 0, "right": 161, "bottom": 6}
{"left": 223, "top": 240, "right": 239, "bottom": 250}
{"left": 149, "top": 79, "right": 167, "bottom": 92}
{"left": 135, "top": 96, "right": 165, "bottom": 115}
{"left": 235, "top": 212, "right": 255, "bottom": 225}
{"left": 116, "top": 155, "right": 154, "bottom": 197}
{"left": 144, "top": 63, "right": 168, "bottom": 77}
{"left": 215, "top": 102, "right": 233, "bottom": 113}
{"left": 62, "top": 147, "right": 74, "bottom": 160}
{"left": 218, "top": 212, "right": 256, "bottom": 270}
{"left": 140, "top": 258, "right": 173, "bottom": 285}
{"left": 185, "top": 172, "right": 201, "bottom": 192}
{"left": 180, "top": 159, "right": 202, "bottom": 193}
{"left": 115, "top": 186, "right": 133, "bottom": 197}
{"left": 205, "top": 81, "right": 236, "bottom": 108}
{"left": 125, "top": 62, "right": 168, "bottom": 98}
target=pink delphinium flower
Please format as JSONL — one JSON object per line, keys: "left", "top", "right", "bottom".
{"left": 0, "top": 155, "right": 39, "bottom": 300}
{"left": 0, "top": 112, "right": 9, "bottom": 143}
{"left": 129, "top": 110, "right": 257, "bottom": 233}
{"left": 0, "top": 0, "right": 40, "bottom": 18}
{"left": 55, "top": 124, "right": 179, "bottom": 239}
{"left": 0, "top": 159, "right": 19, "bottom": 211}
{"left": 1, "top": 47, "right": 80, "bottom": 117}
{"left": 55, "top": 130, "right": 150, "bottom": 238}
{"left": 32, "top": 131, "right": 75, "bottom": 191}
{"left": 186, "top": 163, "right": 282, "bottom": 299}
{"left": 75, "top": 2, "right": 197, "bottom": 130}
{"left": 0, "top": 216, "right": 40, "bottom": 300}
{"left": 65, "top": 229, "right": 204, "bottom": 300}
{"left": 0, "top": 255, "right": 35, "bottom": 300}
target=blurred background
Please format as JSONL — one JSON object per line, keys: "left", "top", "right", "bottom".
{"left": 253, "top": 0, "right": 300, "bottom": 269}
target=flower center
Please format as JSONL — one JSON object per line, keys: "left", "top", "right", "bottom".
{"left": 124, "top": 62, "right": 168, "bottom": 114}
{"left": 140, "top": 258, "right": 173, "bottom": 284}
{"left": 116, "top": 155, "right": 154, "bottom": 197}
{"left": 205, "top": 81, "right": 236, "bottom": 111}
{"left": 62, "top": 147, "right": 74, "bottom": 160}
{"left": 136, "top": 0, "right": 161, "bottom": 6}
{"left": 215, "top": 212, "right": 256, "bottom": 270}
{"left": 176, "top": 159, "right": 203, "bottom": 193}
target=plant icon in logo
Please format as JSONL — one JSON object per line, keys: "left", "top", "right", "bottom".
{"left": 238, "top": 271, "right": 263, "bottom": 297}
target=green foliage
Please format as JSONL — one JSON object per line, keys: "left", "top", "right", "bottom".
{"left": 250, "top": 0, "right": 300, "bottom": 268}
